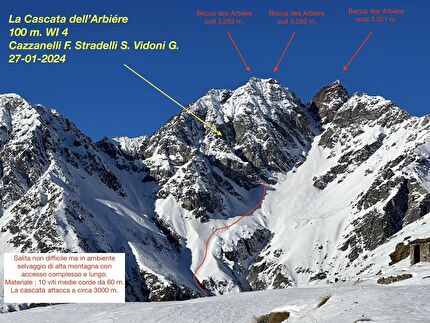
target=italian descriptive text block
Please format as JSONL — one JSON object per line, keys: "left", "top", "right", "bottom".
{"left": 4, "top": 253, "right": 125, "bottom": 303}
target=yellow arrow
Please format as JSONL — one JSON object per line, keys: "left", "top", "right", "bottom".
{"left": 123, "top": 64, "right": 222, "bottom": 137}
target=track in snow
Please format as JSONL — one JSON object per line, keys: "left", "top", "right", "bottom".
{"left": 192, "top": 179, "right": 267, "bottom": 296}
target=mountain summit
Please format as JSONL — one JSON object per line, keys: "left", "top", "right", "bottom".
{"left": 1, "top": 79, "right": 430, "bottom": 311}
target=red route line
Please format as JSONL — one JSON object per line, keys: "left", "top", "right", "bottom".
{"left": 192, "top": 179, "right": 267, "bottom": 296}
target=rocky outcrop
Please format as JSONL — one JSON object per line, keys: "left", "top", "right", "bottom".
{"left": 221, "top": 228, "right": 272, "bottom": 290}
{"left": 351, "top": 175, "right": 430, "bottom": 253}
{"left": 141, "top": 271, "right": 198, "bottom": 301}
{"left": 377, "top": 274, "right": 413, "bottom": 285}
{"left": 248, "top": 258, "right": 292, "bottom": 290}
{"left": 309, "top": 80, "right": 349, "bottom": 124}
{"left": 389, "top": 242, "right": 410, "bottom": 265}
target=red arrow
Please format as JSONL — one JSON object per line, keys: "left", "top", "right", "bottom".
{"left": 343, "top": 31, "right": 373, "bottom": 72}
{"left": 226, "top": 31, "right": 251, "bottom": 72}
{"left": 274, "top": 32, "right": 296, "bottom": 73}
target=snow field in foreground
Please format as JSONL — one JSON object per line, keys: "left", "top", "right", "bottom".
{"left": 2, "top": 274, "right": 430, "bottom": 323}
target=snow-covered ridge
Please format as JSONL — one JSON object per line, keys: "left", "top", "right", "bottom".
{"left": 1, "top": 78, "right": 430, "bottom": 311}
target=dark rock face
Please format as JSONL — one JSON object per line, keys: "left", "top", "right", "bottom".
{"left": 221, "top": 228, "right": 272, "bottom": 291}
{"left": 333, "top": 97, "right": 410, "bottom": 128}
{"left": 389, "top": 242, "right": 410, "bottom": 265}
{"left": 309, "top": 80, "right": 349, "bottom": 123}
{"left": 351, "top": 175, "right": 430, "bottom": 255}
{"left": 339, "top": 235, "right": 362, "bottom": 262}
{"left": 377, "top": 273, "right": 412, "bottom": 285}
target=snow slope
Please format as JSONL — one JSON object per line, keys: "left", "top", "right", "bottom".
{"left": 2, "top": 268, "right": 430, "bottom": 323}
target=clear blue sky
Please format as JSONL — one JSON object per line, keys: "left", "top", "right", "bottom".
{"left": 1, "top": 0, "right": 429, "bottom": 140}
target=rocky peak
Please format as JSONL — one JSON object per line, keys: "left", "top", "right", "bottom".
{"left": 0, "top": 93, "right": 27, "bottom": 112}
{"left": 0, "top": 94, "right": 32, "bottom": 149}
{"left": 246, "top": 77, "right": 280, "bottom": 87}
{"left": 332, "top": 93, "right": 411, "bottom": 128}
{"left": 105, "top": 78, "right": 316, "bottom": 219}
{"left": 309, "top": 80, "right": 350, "bottom": 123}
{"left": 237, "top": 77, "right": 298, "bottom": 108}
{"left": 310, "top": 81, "right": 412, "bottom": 130}
{"left": 191, "top": 77, "right": 300, "bottom": 123}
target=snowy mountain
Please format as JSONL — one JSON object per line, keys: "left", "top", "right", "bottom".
{"left": 1, "top": 78, "right": 430, "bottom": 311}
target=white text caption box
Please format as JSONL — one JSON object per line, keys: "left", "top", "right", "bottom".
{"left": 4, "top": 253, "right": 125, "bottom": 303}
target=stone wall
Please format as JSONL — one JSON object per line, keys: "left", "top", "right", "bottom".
{"left": 410, "top": 239, "right": 430, "bottom": 265}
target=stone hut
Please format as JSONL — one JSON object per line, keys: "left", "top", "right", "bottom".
{"left": 410, "top": 238, "right": 430, "bottom": 265}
